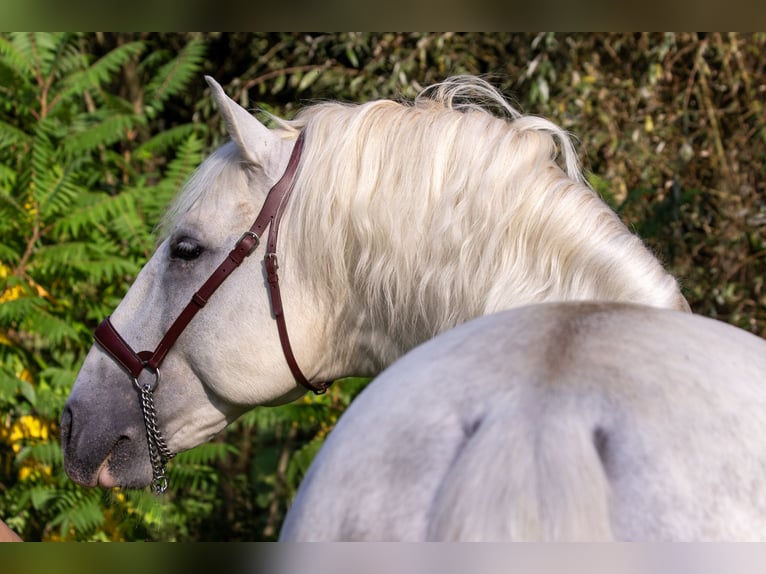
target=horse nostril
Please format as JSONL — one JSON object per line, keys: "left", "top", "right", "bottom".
{"left": 60, "top": 405, "right": 73, "bottom": 444}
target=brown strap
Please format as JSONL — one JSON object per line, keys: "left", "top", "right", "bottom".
{"left": 263, "top": 135, "right": 331, "bottom": 394}
{"left": 265, "top": 254, "right": 329, "bottom": 394}
{"left": 94, "top": 132, "right": 330, "bottom": 394}
{"left": 94, "top": 317, "right": 146, "bottom": 378}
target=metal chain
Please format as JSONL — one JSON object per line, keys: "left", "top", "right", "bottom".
{"left": 139, "top": 383, "right": 175, "bottom": 495}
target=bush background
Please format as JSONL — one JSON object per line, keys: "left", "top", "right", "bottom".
{"left": 1, "top": 32, "right": 764, "bottom": 541}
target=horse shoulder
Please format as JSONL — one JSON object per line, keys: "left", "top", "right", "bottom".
{"left": 280, "top": 364, "right": 470, "bottom": 541}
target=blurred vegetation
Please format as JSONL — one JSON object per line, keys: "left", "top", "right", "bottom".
{"left": 0, "top": 32, "right": 764, "bottom": 541}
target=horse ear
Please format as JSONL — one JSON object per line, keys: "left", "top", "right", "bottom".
{"left": 205, "top": 76, "right": 284, "bottom": 177}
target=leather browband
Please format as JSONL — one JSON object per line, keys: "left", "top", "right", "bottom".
{"left": 94, "top": 131, "right": 331, "bottom": 395}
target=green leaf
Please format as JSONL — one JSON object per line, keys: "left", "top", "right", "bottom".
{"left": 346, "top": 47, "right": 359, "bottom": 68}
{"left": 298, "top": 68, "right": 321, "bottom": 92}
{"left": 18, "top": 380, "right": 36, "bottom": 406}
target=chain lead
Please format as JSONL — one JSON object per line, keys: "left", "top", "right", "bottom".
{"left": 139, "top": 383, "right": 175, "bottom": 495}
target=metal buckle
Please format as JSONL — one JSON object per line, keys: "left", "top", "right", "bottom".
{"left": 236, "top": 231, "right": 260, "bottom": 256}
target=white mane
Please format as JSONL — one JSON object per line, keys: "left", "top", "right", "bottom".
{"left": 276, "top": 77, "right": 684, "bottom": 364}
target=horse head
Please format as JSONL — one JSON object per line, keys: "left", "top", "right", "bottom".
{"left": 61, "top": 78, "right": 332, "bottom": 489}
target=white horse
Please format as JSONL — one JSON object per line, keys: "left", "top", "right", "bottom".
{"left": 61, "top": 76, "right": 686, "bottom": 494}
{"left": 281, "top": 302, "right": 766, "bottom": 541}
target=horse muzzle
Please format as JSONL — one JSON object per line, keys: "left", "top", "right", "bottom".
{"left": 60, "top": 375, "right": 155, "bottom": 489}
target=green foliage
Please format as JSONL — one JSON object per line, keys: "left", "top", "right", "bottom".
{"left": 0, "top": 32, "right": 207, "bottom": 541}
{"left": 1, "top": 33, "right": 765, "bottom": 541}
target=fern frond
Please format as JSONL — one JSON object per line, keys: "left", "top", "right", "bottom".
{"left": 285, "top": 434, "right": 326, "bottom": 489}
{"left": 134, "top": 123, "right": 202, "bottom": 159}
{"left": 30, "top": 125, "right": 59, "bottom": 206}
{"left": 0, "top": 295, "right": 36, "bottom": 324}
{"left": 174, "top": 442, "right": 238, "bottom": 466}
{"left": 51, "top": 44, "right": 87, "bottom": 78}
{"left": 52, "top": 189, "right": 137, "bottom": 237}
{"left": 36, "top": 163, "right": 84, "bottom": 221}
{"left": 0, "top": 187, "right": 26, "bottom": 222}
{"left": 16, "top": 440, "right": 63, "bottom": 468}
{"left": 33, "top": 241, "right": 90, "bottom": 273}
{"left": 168, "top": 464, "right": 220, "bottom": 494}
{"left": 49, "top": 489, "right": 105, "bottom": 535}
{"left": 63, "top": 112, "right": 140, "bottom": 159}
{"left": 60, "top": 41, "right": 145, "bottom": 96}
{"left": 35, "top": 242, "right": 139, "bottom": 283}
{"left": 168, "top": 443, "right": 233, "bottom": 493}
{"left": 0, "top": 162, "right": 16, "bottom": 187}
{"left": 0, "top": 243, "right": 19, "bottom": 268}
{"left": 24, "top": 485, "right": 60, "bottom": 510}
{"left": 0, "top": 34, "right": 34, "bottom": 78}
{"left": 20, "top": 305, "right": 79, "bottom": 345}
{"left": 97, "top": 91, "right": 141, "bottom": 116}
{"left": 235, "top": 401, "right": 332, "bottom": 433}
{"left": 153, "top": 133, "right": 206, "bottom": 196}
{"left": 40, "top": 362, "right": 80, "bottom": 389}
{"left": 11, "top": 33, "right": 65, "bottom": 78}
{"left": 38, "top": 33, "right": 81, "bottom": 81}
{"left": 0, "top": 119, "right": 32, "bottom": 151}
{"left": 0, "top": 368, "right": 21, "bottom": 404}
{"left": 0, "top": 365, "right": 36, "bottom": 407}
{"left": 144, "top": 39, "right": 206, "bottom": 110}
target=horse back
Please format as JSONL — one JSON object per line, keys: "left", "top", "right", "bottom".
{"left": 283, "top": 303, "right": 766, "bottom": 541}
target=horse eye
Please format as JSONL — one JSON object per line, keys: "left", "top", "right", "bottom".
{"left": 170, "top": 238, "right": 204, "bottom": 261}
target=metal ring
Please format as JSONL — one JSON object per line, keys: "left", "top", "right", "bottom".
{"left": 151, "top": 475, "right": 169, "bottom": 495}
{"left": 132, "top": 366, "right": 161, "bottom": 392}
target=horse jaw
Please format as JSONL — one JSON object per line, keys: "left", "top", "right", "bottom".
{"left": 205, "top": 76, "right": 291, "bottom": 180}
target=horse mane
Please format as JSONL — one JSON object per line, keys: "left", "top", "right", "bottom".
{"left": 272, "top": 76, "right": 684, "bottom": 364}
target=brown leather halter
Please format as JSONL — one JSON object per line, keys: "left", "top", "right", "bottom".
{"left": 94, "top": 131, "right": 330, "bottom": 396}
